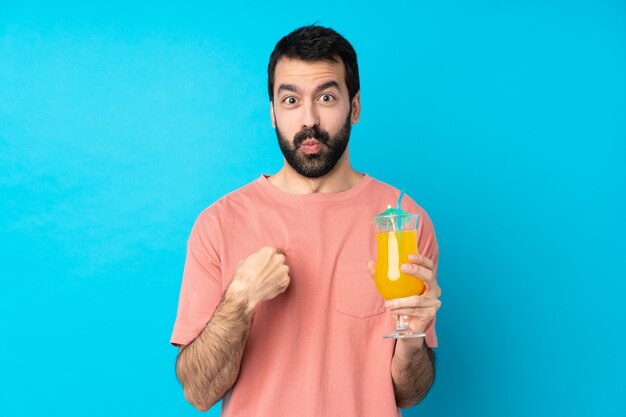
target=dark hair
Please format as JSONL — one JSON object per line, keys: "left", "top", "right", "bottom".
{"left": 267, "top": 25, "right": 360, "bottom": 102}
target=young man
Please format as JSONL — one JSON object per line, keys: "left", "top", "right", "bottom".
{"left": 171, "top": 25, "right": 442, "bottom": 416}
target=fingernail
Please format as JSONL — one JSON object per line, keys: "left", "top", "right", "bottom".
{"left": 401, "top": 264, "right": 411, "bottom": 272}
{"left": 409, "top": 254, "right": 418, "bottom": 260}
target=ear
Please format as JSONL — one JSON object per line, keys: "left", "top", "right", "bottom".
{"left": 270, "top": 101, "right": 276, "bottom": 128}
{"left": 350, "top": 91, "right": 361, "bottom": 124}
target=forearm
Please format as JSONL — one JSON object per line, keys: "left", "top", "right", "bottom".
{"left": 176, "top": 287, "right": 254, "bottom": 411}
{"left": 391, "top": 339, "right": 435, "bottom": 408}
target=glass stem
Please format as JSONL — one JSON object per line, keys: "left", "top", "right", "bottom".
{"left": 397, "top": 315, "right": 410, "bottom": 331}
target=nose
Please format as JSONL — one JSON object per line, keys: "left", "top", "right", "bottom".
{"left": 302, "top": 101, "right": 319, "bottom": 129}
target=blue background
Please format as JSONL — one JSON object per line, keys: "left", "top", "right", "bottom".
{"left": 1, "top": 1, "right": 624, "bottom": 416}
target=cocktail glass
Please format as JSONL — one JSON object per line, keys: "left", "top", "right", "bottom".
{"left": 372, "top": 210, "right": 426, "bottom": 339}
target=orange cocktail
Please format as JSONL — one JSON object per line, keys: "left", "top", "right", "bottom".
{"left": 374, "top": 229, "right": 425, "bottom": 300}
{"left": 372, "top": 209, "right": 425, "bottom": 338}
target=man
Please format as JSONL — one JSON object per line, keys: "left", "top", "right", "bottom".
{"left": 171, "top": 25, "right": 442, "bottom": 416}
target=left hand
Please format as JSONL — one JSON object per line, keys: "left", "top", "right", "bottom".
{"left": 368, "top": 253, "right": 442, "bottom": 336}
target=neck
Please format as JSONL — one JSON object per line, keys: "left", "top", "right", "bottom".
{"left": 268, "top": 147, "right": 363, "bottom": 195}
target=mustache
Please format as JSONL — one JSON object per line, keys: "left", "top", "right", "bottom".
{"left": 293, "top": 126, "right": 330, "bottom": 148}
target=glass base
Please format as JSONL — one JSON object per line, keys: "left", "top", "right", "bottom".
{"left": 383, "top": 315, "right": 426, "bottom": 339}
{"left": 383, "top": 330, "right": 426, "bottom": 339}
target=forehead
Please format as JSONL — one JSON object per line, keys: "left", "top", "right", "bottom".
{"left": 274, "top": 58, "right": 347, "bottom": 92}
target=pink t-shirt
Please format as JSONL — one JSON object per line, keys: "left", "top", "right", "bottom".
{"left": 171, "top": 174, "right": 439, "bottom": 417}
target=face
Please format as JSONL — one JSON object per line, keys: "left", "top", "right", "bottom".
{"left": 271, "top": 58, "right": 360, "bottom": 178}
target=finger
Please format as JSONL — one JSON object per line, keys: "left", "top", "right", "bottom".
{"left": 261, "top": 246, "right": 276, "bottom": 254}
{"left": 408, "top": 253, "right": 434, "bottom": 270}
{"left": 405, "top": 309, "right": 439, "bottom": 331}
{"left": 385, "top": 295, "right": 440, "bottom": 309}
{"left": 275, "top": 253, "right": 286, "bottom": 264}
{"left": 389, "top": 302, "right": 442, "bottom": 316}
{"left": 400, "top": 263, "right": 435, "bottom": 283}
{"left": 367, "top": 260, "right": 375, "bottom": 278}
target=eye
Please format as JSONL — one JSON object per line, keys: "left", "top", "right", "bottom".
{"left": 282, "top": 96, "right": 298, "bottom": 105}
{"left": 319, "top": 94, "right": 335, "bottom": 103}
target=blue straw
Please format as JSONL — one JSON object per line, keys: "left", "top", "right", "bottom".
{"left": 397, "top": 190, "right": 405, "bottom": 241}
{"left": 397, "top": 190, "right": 405, "bottom": 211}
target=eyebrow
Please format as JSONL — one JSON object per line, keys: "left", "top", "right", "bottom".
{"left": 277, "top": 80, "right": 341, "bottom": 95}
{"left": 314, "top": 80, "right": 340, "bottom": 94}
{"left": 277, "top": 83, "right": 300, "bottom": 94}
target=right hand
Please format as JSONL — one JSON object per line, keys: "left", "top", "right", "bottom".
{"left": 228, "top": 246, "right": 291, "bottom": 311}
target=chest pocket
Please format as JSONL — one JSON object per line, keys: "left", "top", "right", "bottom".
{"left": 334, "top": 259, "right": 386, "bottom": 319}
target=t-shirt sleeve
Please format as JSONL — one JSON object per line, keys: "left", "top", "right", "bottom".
{"left": 406, "top": 195, "right": 440, "bottom": 348}
{"left": 170, "top": 212, "right": 224, "bottom": 347}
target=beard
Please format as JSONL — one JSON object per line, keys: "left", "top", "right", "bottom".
{"left": 275, "top": 113, "right": 352, "bottom": 179}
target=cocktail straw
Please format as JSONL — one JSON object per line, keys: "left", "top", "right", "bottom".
{"left": 386, "top": 204, "right": 397, "bottom": 232}
{"left": 397, "top": 190, "right": 405, "bottom": 211}
{"left": 397, "top": 190, "right": 405, "bottom": 239}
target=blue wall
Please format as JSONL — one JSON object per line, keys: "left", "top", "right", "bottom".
{"left": 1, "top": 1, "right": 624, "bottom": 416}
